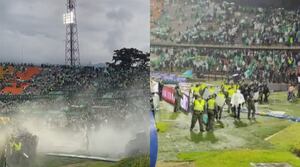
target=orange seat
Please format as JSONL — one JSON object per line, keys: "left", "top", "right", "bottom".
{"left": 0, "top": 66, "right": 41, "bottom": 95}
{"left": 16, "top": 67, "right": 41, "bottom": 81}
{"left": 1, "top": 87, "right": 24, "bottom": 95}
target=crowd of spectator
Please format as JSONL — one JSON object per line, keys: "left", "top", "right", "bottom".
{"left": 0, "top": 63, "right": 149, "bottom": 96}
{"left": 151, "top": 47, "right": 300, "bottom": 83}
{"left": 0, "top": 66, "right": 150, "bottom": 152}
{"left": 0, "top": 59, "right": 150, "bottom": 130}
{"left": 151, "top": 0, "right": 300, "bottom": 46}
{"left": 26, "top": 65, "right": 100, "bottom": 95}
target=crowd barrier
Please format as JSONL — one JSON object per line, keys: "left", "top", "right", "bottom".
{"left": 161, "top": 85, "right": 189, "bottom": 112}
{"left": 268, "top": 83, "right": 289, "bottom": 92}
{"left": 162, "top": 86, "right": 175, "bottom": 104}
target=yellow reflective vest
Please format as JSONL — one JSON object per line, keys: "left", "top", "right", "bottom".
{"left": 194, "top": 99, "right": 205, "bottom": 112}
{"left": 11, "top": 141, "right": 22, "bottom": 151}
{"left": 191, "top": 86, "right": 196, "bottom": 93}
{"left": 192, "top": 86, "right": 201, "bottom": 95}
{"left": 223, "top": 84, "right": 230, "bottom": 92}
{"left": 207, "top": 98, "right": 216, "bottom": 110}
{"left": 288, "top": 57, "right": 293, "bottom": 65}
{"left": 200, "top": 83, "right": 207, "bottom": 92}
{"left": 209, "top": 87, "right": 215, "bottom": 95}
{"left": 217, "top": 92, "right": 225, "bottom": 99}
{"left": 228, "top": 88, "right": 235, "bottom": 98}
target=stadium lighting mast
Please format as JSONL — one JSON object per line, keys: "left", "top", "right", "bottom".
{"left": 63, "top": 0, "right": 80, "bottom": 66}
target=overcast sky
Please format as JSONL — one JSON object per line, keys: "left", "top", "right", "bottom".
{"left": 0, "top": 0, "right": 150, "bottom": 65}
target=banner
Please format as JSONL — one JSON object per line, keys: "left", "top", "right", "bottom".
{"left": 180, "top": 93, "right": 189, "bottom": 112}
{"left": 162, "top": 86, "right": 189, "bottom": 112}
{"left": 162, "top": 86, "right": 175, "bottom": 104}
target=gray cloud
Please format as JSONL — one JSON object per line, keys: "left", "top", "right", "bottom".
{"left": 0, "top": 0, "right": 149, "bottom": 65}
{"left": 106, "top": 8, "right": 133, "bottom": 23}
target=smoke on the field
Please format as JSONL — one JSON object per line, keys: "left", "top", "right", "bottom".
{"left": 1, "top": 88, "right": 150, "bottom": 159}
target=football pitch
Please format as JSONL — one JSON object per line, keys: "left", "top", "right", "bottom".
{"left": 156, "top": 91, "right": 300, "bottom": 167}
{"left": 34, "top": 154, "right": 149, "bottom": 167}
{"left": 34, "top": 155, "right": 115, "bottom": 167}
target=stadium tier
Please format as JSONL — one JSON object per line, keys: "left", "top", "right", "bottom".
{"left": 0, "top": 64, "right": 98, "bottom": 96}
{"left": 0, "top": 65, "right": 41, "bottom": 95}
{"left": 151, "top": 0, "right": 300, "bottom": 46}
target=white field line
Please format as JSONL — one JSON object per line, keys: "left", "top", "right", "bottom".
{"left": 264, "top": 127, "right": 288, "bottom": 141}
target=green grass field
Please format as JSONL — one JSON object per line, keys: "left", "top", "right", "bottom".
{"left": 156, "top": 91, "right": 300, "bottom": 167}
{"left": 178, "top": 150, "right": 300, "bottom": 167}
{"left": 32, "top": 154, "right": 149, "bottom": 167}
{"left": 33, "top": 155, "right": 115, "bottom": 167}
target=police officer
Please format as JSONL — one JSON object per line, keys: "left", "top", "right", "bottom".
{"left": 174, "top": 85, "right": 183, "bottom": 112}
{"left": 227, "top": 86, "right": 235, "bottom": 113}
{"left": 190, "top": 95, "right": 206, "bottom": 132}
{"left": 8, "top": 136, "right": 22, "bottom": 167}
{"left": 207, "top": 95, "right": 216, "bottom": 131}
{"left": 190, "top": 84, "right": 200, "bottom": 99}
{"left": 199, "top": 83, "right": 207, "bottom": 96}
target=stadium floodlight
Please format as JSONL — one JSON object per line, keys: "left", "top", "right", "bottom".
{"left": 63, "top": 11, "right": 75, "bottom": 24}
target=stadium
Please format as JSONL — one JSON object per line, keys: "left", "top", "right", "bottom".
{"left": 0, "top": 48, "right": 151, "bottom": 167}
{"left": 0, "top": 0, "right": 151, "bottom": 166}
{"left": 150, "top": 0, "right": 300, "bottom": 167}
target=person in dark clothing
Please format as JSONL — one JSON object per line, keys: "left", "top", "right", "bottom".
{"left": 262, "top": 83, "right": 270, "bottom": 103}
{"left": 158, "top": 81, "right": 164, "bottom": 101}
{"left": 247, "top": 89, "right": 256, "bottom": 120}
{"left": 174, "top": 85, "right": 183, "bottom": 112}
{"left": 150, "top": 97, "right": 155, "bottom": 118}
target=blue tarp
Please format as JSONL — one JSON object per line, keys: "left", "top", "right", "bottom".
{"left": 150, "top": 112, "right": 158, "bottom": 167}
{"left": 151, "top": 72, "right": 187, "bottom": 84}
{"left": 182, "top": 70, "right": 193, "bottom": 78}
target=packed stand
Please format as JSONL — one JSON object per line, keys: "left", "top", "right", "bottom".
{"left": 151, "top": 47, "right": 300, "bottom": 83}
{"left": 151, "top": 0, "right": 300, "bottom": 46}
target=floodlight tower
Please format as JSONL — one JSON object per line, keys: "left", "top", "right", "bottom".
{"left": 63, "top": 0, "right": 80, "bottom": 66}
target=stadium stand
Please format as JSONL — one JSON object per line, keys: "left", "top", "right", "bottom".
{"left": 150, "top": 0, "right": 300, "bottom": 84}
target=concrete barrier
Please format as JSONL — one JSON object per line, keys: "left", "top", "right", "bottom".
{"left": 268, "top": 83, "right": 288, "bottom": 92}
